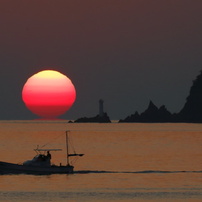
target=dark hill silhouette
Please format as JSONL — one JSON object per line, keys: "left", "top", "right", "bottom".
{"left": 119, "top": 70, "right": 202, "bottom": 123}
{"left": 119, "top": 101, "right": 172, "bottom": 122}
{"left": 177, "top": 70, "right": 202, "bottom": 122}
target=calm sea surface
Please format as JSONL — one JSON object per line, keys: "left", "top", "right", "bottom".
{"left": 0, "top": 121, "right": 202, "bottom": 201}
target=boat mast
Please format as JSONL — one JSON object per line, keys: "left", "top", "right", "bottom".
{"left": 66, "top": 131, "right": 70, "bottom": 165}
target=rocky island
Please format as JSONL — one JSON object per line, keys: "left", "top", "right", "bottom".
{"left": 119, "top": 70, "right": 202, "bottom": 123}
{"left": 74, "top": 112, "right": 111, "bottom": 123}
{"left": 74, "top": 99, "right": 111, "bottom": 123}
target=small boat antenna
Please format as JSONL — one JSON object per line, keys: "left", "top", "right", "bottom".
{"left": 65, "top": 130, "right": 84, "bottom": 166}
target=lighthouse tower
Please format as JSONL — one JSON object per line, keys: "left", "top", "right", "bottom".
{"left": 99, "top": 99, "right": 104, "bottom": 117}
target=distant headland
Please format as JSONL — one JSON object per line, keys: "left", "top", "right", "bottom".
{"left": 73, "top": 70, "right": 202, "bottom": 123}
{"left": 120, "top": 70, "right": 202, "bottom": 123}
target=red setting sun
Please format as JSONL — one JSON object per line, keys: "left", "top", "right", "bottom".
{"left": 22, "top": 70, "right": 76, "bottom": 119}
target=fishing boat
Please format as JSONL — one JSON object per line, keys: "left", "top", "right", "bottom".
{"left": 0, "top": 131, "right": 84, "bottom": 175}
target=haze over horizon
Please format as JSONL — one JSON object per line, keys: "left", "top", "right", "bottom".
{"left": 0, "top": 0, "right": 202, "bottom": 120}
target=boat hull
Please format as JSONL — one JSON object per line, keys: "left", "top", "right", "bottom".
{"left": 0, "top": 161, "right": 74, "bottom": 175}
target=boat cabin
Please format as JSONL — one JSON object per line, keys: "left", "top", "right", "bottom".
{"left": 23, "top": 149, "right": 61, "bottom": 167}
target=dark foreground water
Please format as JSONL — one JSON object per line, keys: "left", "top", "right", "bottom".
{"left": 0, "top": 121, "right": 202, "bottom": 201}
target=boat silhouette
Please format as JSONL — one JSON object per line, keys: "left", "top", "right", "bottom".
{"left": 0, "top": 131, "right": 84, "bottom": 175}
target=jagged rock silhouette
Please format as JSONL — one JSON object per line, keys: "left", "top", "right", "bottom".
{"left": 119, "top": 101, "right": 172, "bottom": 122}
{"left": 119, "top": 70, "right": 202, "bottom": 123}
{"left": 178, "top": 70, "right": 202, "bottom": 122}
{"left": 74, "top": 70, "right": 202, "bottom": 123}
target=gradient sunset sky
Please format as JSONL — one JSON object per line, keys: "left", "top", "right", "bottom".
{"left": 0, "top": 0, "right": 202, "bottom": 120}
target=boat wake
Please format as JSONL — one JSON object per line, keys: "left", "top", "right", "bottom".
{"left": 75, "top": 170, "right": 202, "bottom": 174}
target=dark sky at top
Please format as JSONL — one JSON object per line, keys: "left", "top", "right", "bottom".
{"left": 0, "top": 0, "right": 202, "bottom": 120}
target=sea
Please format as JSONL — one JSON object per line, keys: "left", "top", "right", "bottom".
{"left": 0, "top": 121, "right": 202, "bottom": 201}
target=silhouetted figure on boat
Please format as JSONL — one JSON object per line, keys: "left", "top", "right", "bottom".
{"left": 47, "top": 151, "right": 51, "bottom": 159}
